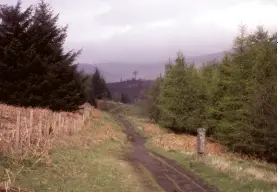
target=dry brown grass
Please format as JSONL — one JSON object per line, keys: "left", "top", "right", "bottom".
{"left": 55, "top": 111, "right": 123, "bottom": 148}
{"left": 147, "top": 123, "right": 273, "bottom": 162}
{"left": 152, "top": 133, "right": 224, "bottom": 155}
{"left": 140, "top": 121, "right": 255, "bottom": 158}
{"left": 138, "top": 120, "right": 224, "bottom": 155}
{"left": 0, "top": 103, "right": 94, "bottom": 158}
{"left": 0, "top": 104, "right": 126, "bottom": 191}
{"left": 1, "top": 108, "right": 155, "bottom": 192}
{"left": 0, "top": 168, "right": 26, "bottom": 192}
{"left": 142, "top": 123, "right": 164, "bottom": 136}
{"left": 205, "top": 154, "right": 277, "bottom": 183}
{"left": 140, "top": 121, "right": 277, "bottom": 184}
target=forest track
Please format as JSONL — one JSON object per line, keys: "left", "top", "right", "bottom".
{"left": 115, "top": 115, "right": 220, "bottom": 192}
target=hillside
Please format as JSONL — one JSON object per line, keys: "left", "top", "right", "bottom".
{"left": 0, "top": 102, "right": 276, "bottom": 192}
{"left": 79, "top": 51, "right": 227, "bottom": 102}
{"left": 107, "top": 79, "right": 153, "bottom": 103}
{"left": 77, "top": 51, "right": 226, "bottom": 83}
{"left": 1, "top": 0, "right": 276, "bottom": 191}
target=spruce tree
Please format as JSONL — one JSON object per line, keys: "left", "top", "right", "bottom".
{"left": 200, "top": 60, "right": 220, "bottom": 135}
{"left": 84, "top": 74, "right": 96, "bottom": 106}
{"left": 91, "top": 67, "right": 111, "bottom": 101}
{"left": 92, "top": 68, "right": 104, "bottom": 99}
{"left": 209, "top": 26, "right": 277, "bottom": 161}
{"left": 0, "top": 0, "right": 85, "bottom": 111}
{"left": 120, "top": 93, "right": 129, "bottom": 104}
{"left": 248, "top": 27, "right": 277, "bottom": 161}
{"left": 147, "top": 76, "right": 163, "bottom": 122}
{"left": 158, "top": 52, "right": 206, "bottom": 133}
{"left": 158, "top": 53, "right": 185, "bottom": 131}
{"left": 0, "top": 1, "right": 35, "bottom": 106}
{"left": 207, "top": 54, "right": 240, "bottom": 143}
{"left": 104, "top": 82, "right": 112, "bottom": 100}
{"left": 29, "top": 0, "right": 84, "bottom": 111}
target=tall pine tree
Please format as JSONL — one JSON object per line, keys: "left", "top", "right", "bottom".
{"left": 208, "top": 26, "right": 253, "bottom": 153}
{"left": 0, "top": 0, "right": 85, "bottom": 111}
{"left": 158, "top": 53, "right": 206, "bottom": 134}
{"left": 29, "top": 0, "right": 84, "bottom": 111}
{"left": 200, "top": 60, "right": 220, "bottom": 135}
{"left": 207, "top": 26, "right": 277, "bottom": 161}
{"left": 91, "top": 67, "right": 111, "bottom": 102}
{"left": 248, "top": 27, "right": 277, "bottom": 161}
{"left": 147, "top": 76, "right": 163, "bottom": 122}
{"left": 0, "top": 1, "right": 35, "bottom": 106}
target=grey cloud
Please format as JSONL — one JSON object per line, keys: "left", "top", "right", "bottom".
{"left": 94, "top": 0, "right": 246, "bottom": 26}
{"left": 1, "top": 0, "right": 277, "bottom": 64}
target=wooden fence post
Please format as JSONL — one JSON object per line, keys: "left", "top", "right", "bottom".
{"left": 196, "top": 128, "right": 206, "bottom": 162}
{"left": 65, "top": 118, "right": 68, "bottom": 135}
{"left": 15, "top": 111, "right": 20, "bottom": 153}
{"left": 69, "top": 119, "right": 73, "bottom": 136}
{"left": 58, "top": 113, "right": 61, "bottom": 134}
{"left": 52, "top": 113, "right": 56, "bottom": 135}
{"left": 29, "top": 110, "right": 33, "bottom": 146}
{"left": 62, "top": 117, "right": 65, "bottom": 133}
{"left": 37, "top": 113, "right": 42, "bottom": 147}
{"left": 73, "top": 120, "right": 76, "bottom": 134}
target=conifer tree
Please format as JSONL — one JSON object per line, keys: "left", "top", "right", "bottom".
{"left": 200, "top": 60, "right": 220, "bottom": 135}
{"left": 147, "top": 76, "right": 163, "bottom": 122}
{"left": 0, "top": 0, "right": 85, "bottom": 111}
{"left": 143, "top": 26, "right": 276, "bottom": 162}
{"left": 120, "top": 93, "right": 129, "bottom": 104}
{"left": 91, "top": 68, "right": 111, "bottom": 101}
{"left": 158, "top": 52, "right": 206, "bottom": 133}
{"left": 29, "top": 0, "right": 84, "bottom": 111}
{"left": 207, "top": 26, "right": 251, "bottom": 152}
{"left": 0, "top": 1, "right": 35, "bottom": 106}
{"left": 208, "top": 26, "right": 277, "bottom": 160}
{"left": 248, "top": 27, "right": 277, "bottom": 161}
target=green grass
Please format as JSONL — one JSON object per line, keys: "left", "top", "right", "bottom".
{"left": 121, "top": 106, "right": 277, "bottom": 192}
{"left": 0, "top": 112, "right": 163, "bottom": 192}
{"left": 126, "top": 115, "right": 170, "bottom": 137}
{"left": 103, "top": 101, "right": 147, "bottom": 118}
{"left": 146, "top": 141, "right": 276, "bottom": 192}
{"left": 1, "top": 141, "right": 141, "bottom": 192}
{"left": 125, "top": 116, "right": 149, "bottom": 138}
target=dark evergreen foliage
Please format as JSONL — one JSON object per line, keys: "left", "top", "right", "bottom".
{"left": 120, "top": 93, "right": 129, "bottom": 104}
{"left": 0, "top": 1, "right": 34, "bottom": 106}
{"left": 146, "top": 76, "right": 163, "bottom": 122}
{"left": 158, "top": 52, "right": 206, "bottom": 134}
{"left": 0, "top": 1, "right": 276, "bottom": 161}
{"left": 0, "top": 0, "right": 85, "bottom": 111}
{"left": 146, "top": 26, "right": 277, "bottom": 162}
{"left": 91, "top": 68, "right": 111, "bottom": 101}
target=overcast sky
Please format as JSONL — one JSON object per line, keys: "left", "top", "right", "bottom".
{"left": 4, "top": 0, "right": 277, "bottom": 64}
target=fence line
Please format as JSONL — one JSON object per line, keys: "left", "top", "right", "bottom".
{"left": 0, "top": 103, "right": 94, "bottom": 156}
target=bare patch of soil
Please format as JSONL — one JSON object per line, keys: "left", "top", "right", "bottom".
{"left": 116, "top": 115, "right": 220, "bottom": 192}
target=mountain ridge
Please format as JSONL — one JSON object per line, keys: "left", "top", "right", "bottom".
{"left": 77, "top": 51, "right": 227, "bottom": 83}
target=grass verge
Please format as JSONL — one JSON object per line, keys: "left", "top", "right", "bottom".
{"left": 127, "top": 115, "right": 276, "bottom": 192}
{"left": 146, "top": 141, "right": 276, "bottom": 192}
{"left": 0, "top": 110, "right": 162, "bottom": 192}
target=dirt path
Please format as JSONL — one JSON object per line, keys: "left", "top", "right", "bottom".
{"left": 116, "top": 115, "right": 220, "bottom": 192}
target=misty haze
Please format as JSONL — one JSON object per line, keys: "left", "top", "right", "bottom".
{"left": 4, "top": 0, "right": 277, "bottom": 82}
{"left": 0, "top": 0, "right": 277, "bottom": 192}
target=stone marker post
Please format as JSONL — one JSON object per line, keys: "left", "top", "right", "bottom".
{"left": 196, "top": 128, "right": 206, "bottom": 162}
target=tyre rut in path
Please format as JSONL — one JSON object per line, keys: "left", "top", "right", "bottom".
{"left": 116, "top": 115, "right": 220, "bottom": 192}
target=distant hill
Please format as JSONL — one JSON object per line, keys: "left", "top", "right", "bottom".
{"left": 185, "top": 51, "right": 226, "bottom": 65}
{"left": 76, "top": 64, "right": 121, "bottom": 82}
{"left": 107, "top": 79, "right": 153, "bottom": 103}
{"left": 77, "top": 51, "right": 226, "bottom": 83}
